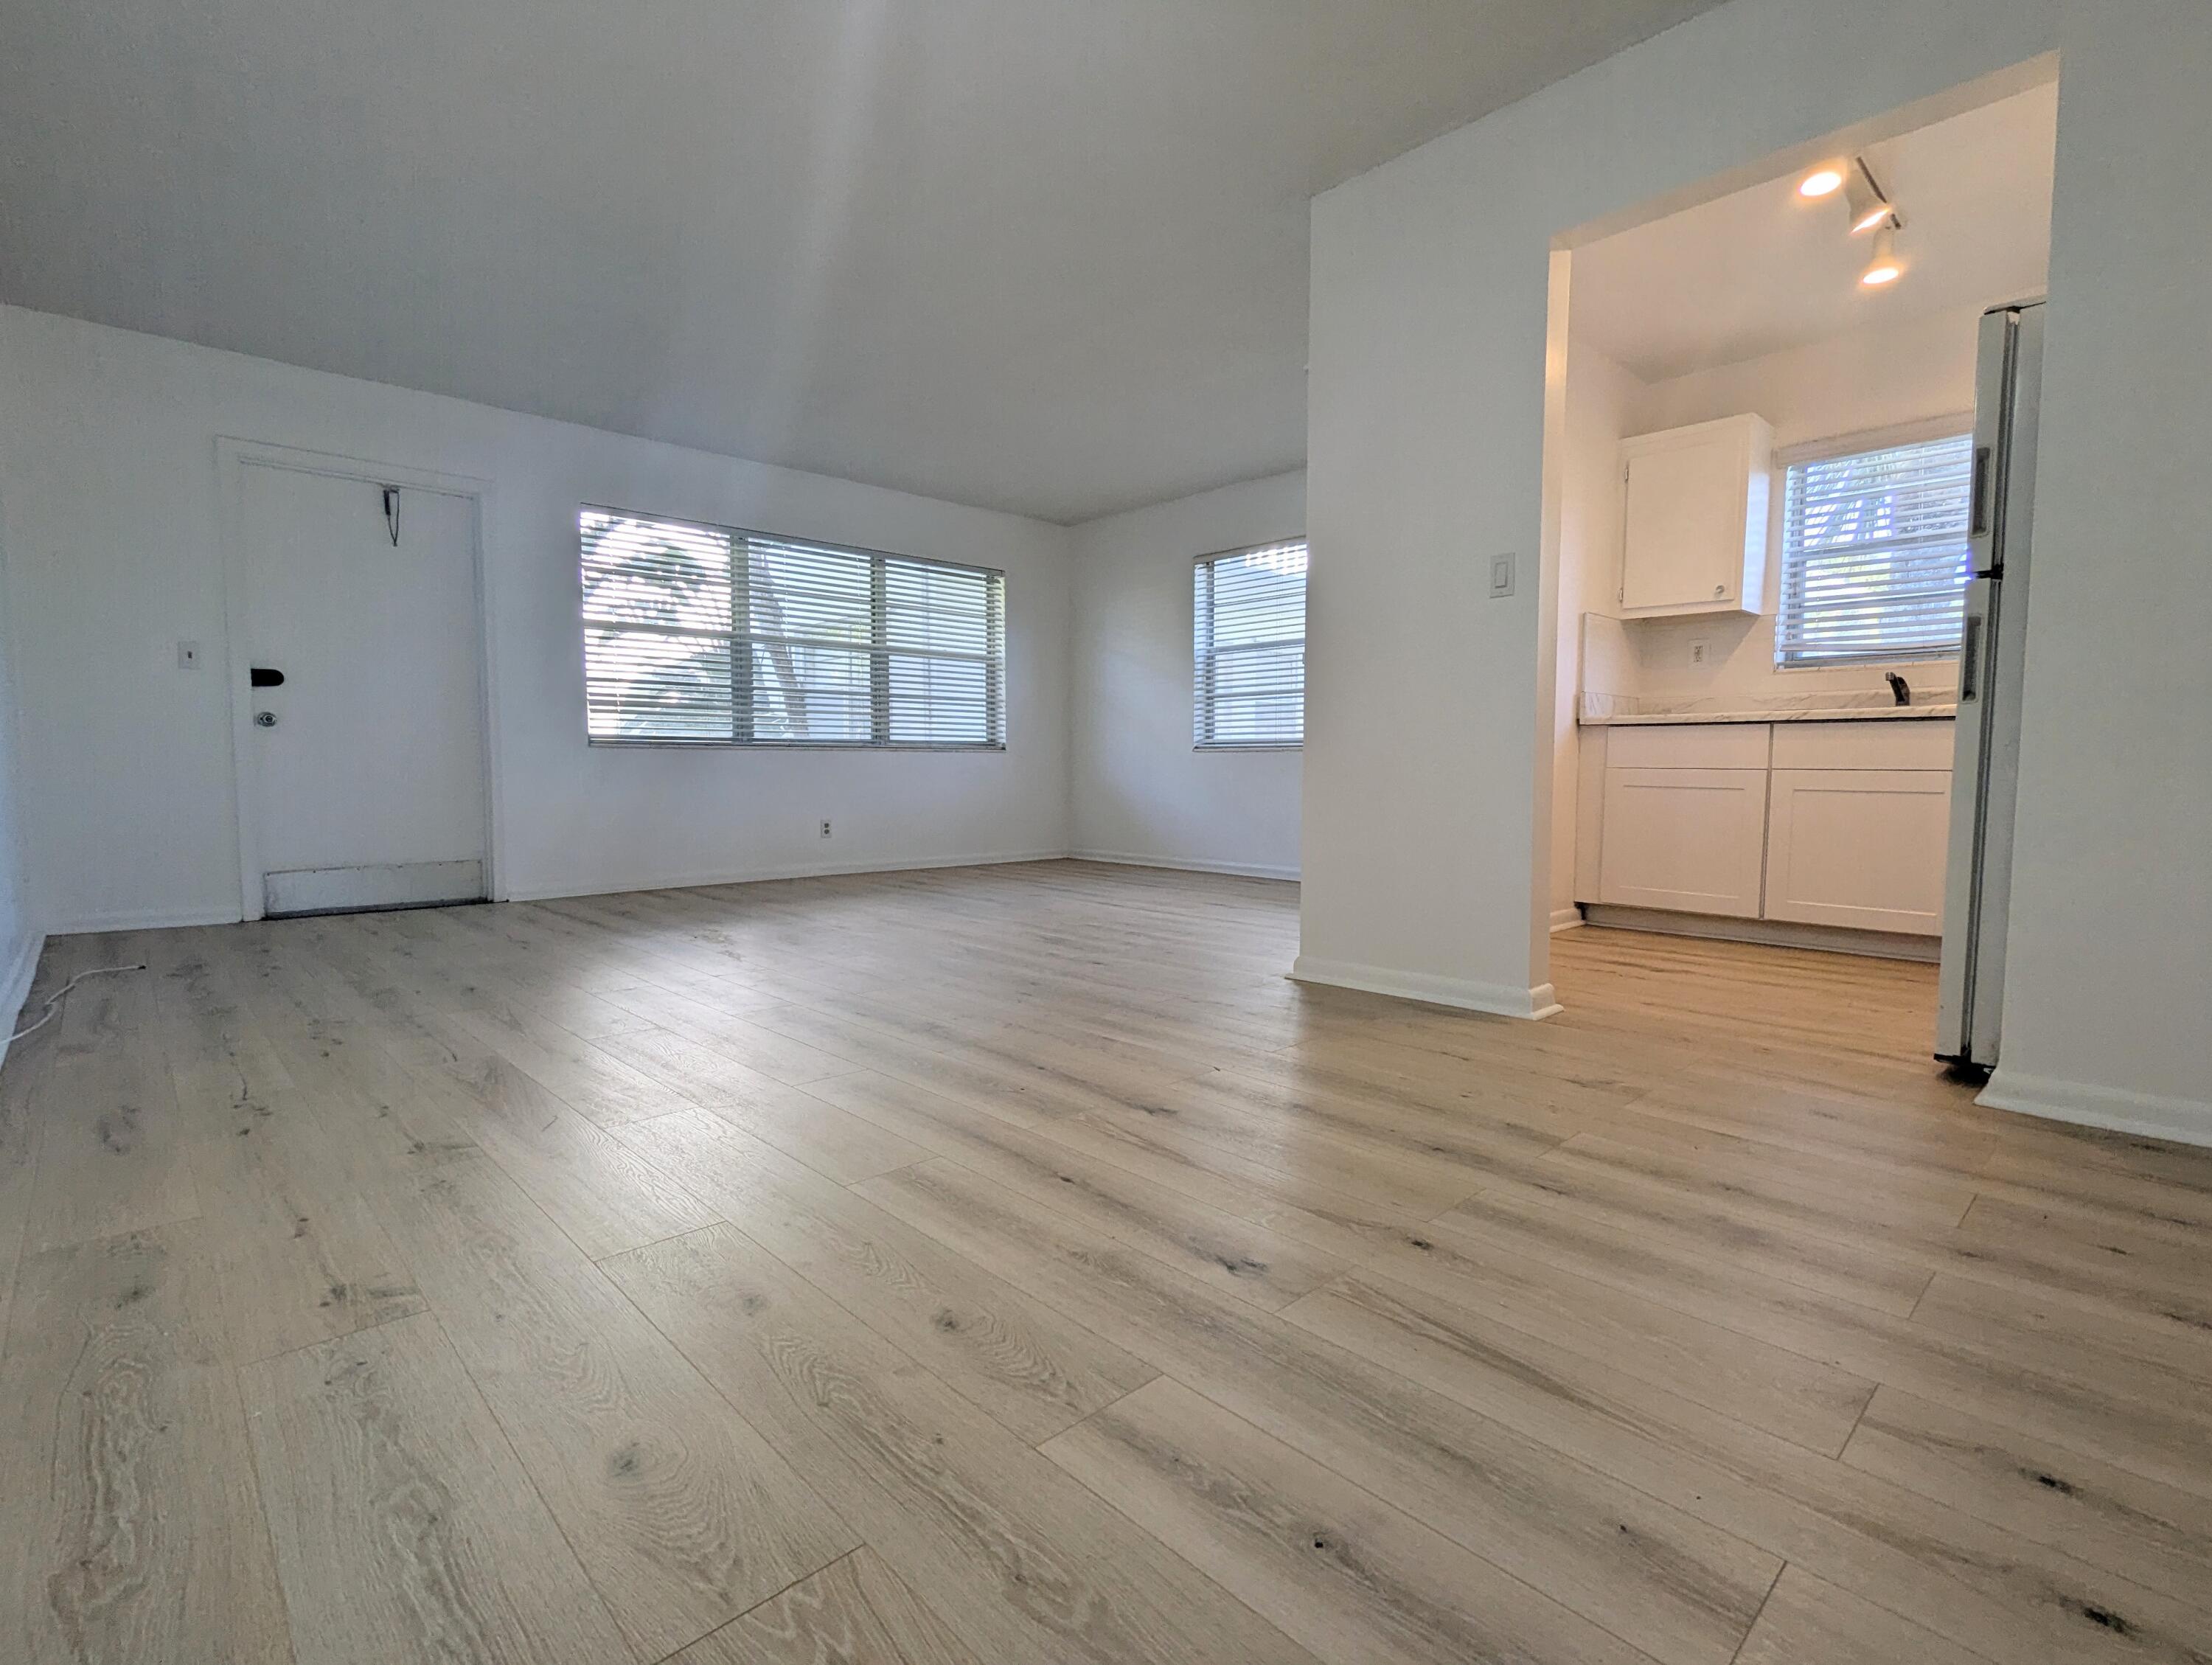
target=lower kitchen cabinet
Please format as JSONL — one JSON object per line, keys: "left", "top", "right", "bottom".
{"left": 1577, "top": 718, "right": 1956, "bottom": 948}
{"left": 1763, "top": 767, "right": 1951, "bottom": 934}
{"left": 1597, "top": 766, "right": 1769, "bottom": 917}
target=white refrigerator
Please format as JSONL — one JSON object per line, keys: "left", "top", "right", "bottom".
{"left": 1935, "top": 301, "right": 2045, "bottom": 1074}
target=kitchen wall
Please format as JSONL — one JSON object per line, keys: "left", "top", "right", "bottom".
{"left": 0, "top": 305, "right": 1074, "bottom": 934}
{"left": 1069, "top": 471, "right": 1305, "bottom": 878}
{"left": 1305, "top": 0, "right": 2210, "bottom": 1139}
{"left": 1614, "top": 302, "right": 1984, "bottom": 703}
{"left": 1549, "top": 340, "right": 1641, "bottom": 926}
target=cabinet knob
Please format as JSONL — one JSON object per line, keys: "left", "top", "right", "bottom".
{"left": 1714, "top": 583, "right": 1727, "bottom": 597}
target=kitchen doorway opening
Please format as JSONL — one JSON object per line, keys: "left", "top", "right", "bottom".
{"left": 1534, "top": 61, "right": 2059, "bottom": 1083}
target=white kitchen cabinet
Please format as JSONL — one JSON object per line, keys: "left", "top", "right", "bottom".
{"left": 1577, "top": 718, "right": 1957, "bottom": 948}
{"left": 1618, "top": 414, "right": 1774, "bottom": 617}
{"left": 1764, "top": 768, "right": 1952, "bottom": 934}
{"left": 1597, "top": 766, "right": 1770, "bottom": 917}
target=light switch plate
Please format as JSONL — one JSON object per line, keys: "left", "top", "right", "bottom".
{"left": 177, "top": 641, "right": 203, "bottom": 670}
{"left": 1489, "top": 553, "right": 1516, "bottom": 598}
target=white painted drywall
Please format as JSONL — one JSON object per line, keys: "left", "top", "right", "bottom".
{"left": 1984, "top": 7, "right": 2212, "bottom": 1140}
{"left": 0, "top": 529, "right": 39, "bottom": 1046}
{"left": 0, "top": 305, "right": 1074, "bottom": 934}
{"left": 1550, "top": 341, "right": 1641, "bottom": 924}
{"left": 1307, "top": 0, "right": 2212, "bottom": 1135}
{"left": 1069, "top": 472, "right": 1305, "bottom": 878}
{"left": 1610, "top": 302, "right": 1986, "bottom": 705}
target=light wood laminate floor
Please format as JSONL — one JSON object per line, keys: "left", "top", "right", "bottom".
{"left": 4, "top": 860, "right": 2210, "bottom": 1664}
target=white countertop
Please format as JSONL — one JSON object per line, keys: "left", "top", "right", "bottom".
{"left": 1579, "top": 696, "right": 1957, "bottom": 727}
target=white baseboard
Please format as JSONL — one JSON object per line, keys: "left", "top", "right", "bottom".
{"left": 1290, "top": 954, "right": 1562, "bottom": 1021}
{"left": 0, "top": 927, "right": 46, "bottom": 1074}
{"left": 1980, "top": 1068, "right": 2212, "bottom": 1151}
{"left": 1578, "top": 903, "right": 1940, "bottom": 964}
{"left": 50, "top": 905, "right": 240, "bottom": 935}
{"left": 504, "top": 848, "right": 1071, "bottom": 904}
{"left": 1070, "top": 849, "right": 1300, "bottom": 882}
{"left": 1549, "top": 907, "right": 1584, "bottom": 934}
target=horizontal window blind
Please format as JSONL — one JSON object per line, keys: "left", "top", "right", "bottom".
{"left": 1776, "top": 434, "right": 1974, "bottom": 667}
{"left": 581, "top": 509, "right": 1004, "bottom": 746}
{"left": 1194, "top": 540, "right": 1307, "bottom": 747}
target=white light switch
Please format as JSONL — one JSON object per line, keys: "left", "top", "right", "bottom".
{"left": 177, "top": 641, "right": 203, "bottom": 670}
{"left": 1489, "top": 554, "right": 1516, "bottom": 598}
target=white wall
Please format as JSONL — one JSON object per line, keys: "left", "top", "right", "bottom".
{"left": 1604, "top": 303, "right": 1986, "bottom": 703}
{"left": 0, "top": 305, "right": 1074, "bottom": 934}
{"left": 1068, "top": 471, "right": 1305, "bottom": 877}
{"left": 0, "top": 533, "right": 38, "bottom": 1043}
{"left": 1306, "top": 0, "right": 2211, "bottom": 1138}
{"left": 1550, "top": 341, "right": 1640, "bottom": 924}
{"left": 1988, "top": 6, "right": 2212, "bottom": 1139}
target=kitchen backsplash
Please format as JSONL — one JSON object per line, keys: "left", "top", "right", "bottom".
{"left": 1580, "top": 611, "right": 1961, "bottom": 709}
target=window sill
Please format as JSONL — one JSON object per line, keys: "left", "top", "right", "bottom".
{"left": 588, "top": 739, "right": 1007, "bottom": 753}
{"left": 1771, "top": 651, "right": 1962, "bottom": 673}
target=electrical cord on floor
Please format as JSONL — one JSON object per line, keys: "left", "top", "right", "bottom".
{"left": 8, "top": 964, "right": 150, "bottom": 1041}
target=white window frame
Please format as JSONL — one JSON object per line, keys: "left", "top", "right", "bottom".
{"left": 580, "top": 506, "right": 1006, "bottom": 749}
{"left": 1773, "top": 415, "right": 1976, "bottom": 671}
{"left": 1193, "top": 538, "right": 1308, "bottom": 750}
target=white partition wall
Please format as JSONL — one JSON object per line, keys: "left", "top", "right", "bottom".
{"left": 0, "top": 552, "right": 36, "bottom": 1052}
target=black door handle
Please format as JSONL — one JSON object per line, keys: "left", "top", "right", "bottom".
{"left": 250, "top": 667, "right": 285, "bottom": 688}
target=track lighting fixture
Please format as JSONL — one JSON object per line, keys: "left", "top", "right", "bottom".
{"left": 1798, "top": 166, "right": 1846, "bottom": 199}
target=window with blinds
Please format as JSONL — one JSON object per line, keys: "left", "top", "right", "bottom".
{"left": 580, "top": 509, "right": 1004, "bottom": 747}
{"left": 1775, "top": 432, "right": 1975, "bottom": 668}
{"left": 1194, "top": 540, "right": 1307, "bottom": 748}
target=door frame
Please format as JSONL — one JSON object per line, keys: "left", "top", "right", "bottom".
{"left": 215, "top": 437, "right": 503, "bottom": 922}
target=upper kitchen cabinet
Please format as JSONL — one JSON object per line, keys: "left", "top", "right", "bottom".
{"left": 1618, "top": 414, "right": 1775, "bottom": 617}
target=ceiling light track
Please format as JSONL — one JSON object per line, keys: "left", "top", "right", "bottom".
{"left": 1843, "top": 157, "right": 1903, "bottom": 235}
{"left": 1801, "top": 154, "right": 1907, "bottom": 288}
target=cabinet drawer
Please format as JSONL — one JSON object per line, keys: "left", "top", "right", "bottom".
{"left": 1770, "top": 719, "right": 1955, "bottom": 771}
{"left": 1605, "top": 723, "right": 1771, "bottom": 771}
{"left": 1763, "top": 768, "right": 1952, "bottom": 934}
{"left": 1599, "top": 767, "right": 1769, "bottom": 918}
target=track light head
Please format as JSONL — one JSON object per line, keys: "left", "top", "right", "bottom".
{"left": 1843, "top": 158, "right": 1895, "bottom": 234}
{"left": 1861, "top": 223, "right": 1903, "bottom": 287}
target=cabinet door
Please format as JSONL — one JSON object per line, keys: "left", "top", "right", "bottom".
{"left": 1621, "top": 435, "right": 1745, "bottom": 611}
{"left": 1764, "top": 768, "right": 1952, "bottom": 934}
{"left": 1598, "top": 768, "right": 1769, "bottom": 917}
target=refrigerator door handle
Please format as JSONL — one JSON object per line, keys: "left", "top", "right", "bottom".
{"left": 1970, "top": 445, "right": 1994, "bottom": 537}
{"left": 1958, "top": 612, "right": 1983, "bottom": 701}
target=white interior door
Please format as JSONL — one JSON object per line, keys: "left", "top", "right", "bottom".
{"left": 237, "top": 463, "right": 489, "bottom": 917}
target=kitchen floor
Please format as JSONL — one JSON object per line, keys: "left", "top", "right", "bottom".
{"left": 4, "top": 863, "right": 2208, "bottom": 1665}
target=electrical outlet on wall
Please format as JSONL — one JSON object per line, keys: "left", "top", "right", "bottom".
{"left": 820, "top": 819, "right": 833, "bottom": 839}
{"left": 1688, "top": 639, "right": 1712, "bottom": 667}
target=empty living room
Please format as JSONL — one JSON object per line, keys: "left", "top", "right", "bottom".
{"left": 1, "top": 1, "right": 2208, "bottom": 1662}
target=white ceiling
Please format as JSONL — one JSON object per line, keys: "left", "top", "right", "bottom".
{"left": 0, "top": 0, "right": 1727, "bottom": 524}
{"left": 1571, "top": 83, "right": 2058, "bottom": 384}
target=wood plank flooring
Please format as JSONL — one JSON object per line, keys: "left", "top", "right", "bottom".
{"left": 4, "top": 859, "right": 2210, "bottom": 1664}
